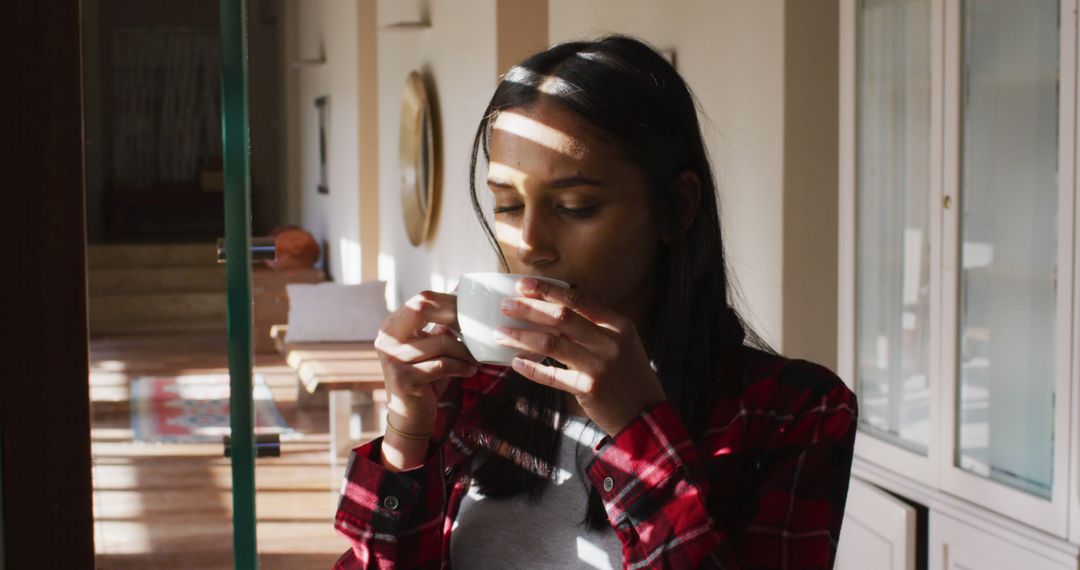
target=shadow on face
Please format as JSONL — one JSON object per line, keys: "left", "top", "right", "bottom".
{"left": 486, "top": 100, "right": 662, "bottom": 325}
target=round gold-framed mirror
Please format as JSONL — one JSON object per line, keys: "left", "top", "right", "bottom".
{"left": 400, "top": 71, "right": 438, "bottom": 246}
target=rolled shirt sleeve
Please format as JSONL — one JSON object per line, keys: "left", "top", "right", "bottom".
{"left": 334, "top": 437, "right": 447, "bottom": 569}
{"left": 587, "top": 401, "right": 729, "bottom": 568}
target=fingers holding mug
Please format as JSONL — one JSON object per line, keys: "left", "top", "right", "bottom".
{"left": 382, "top": 290, "right": 461, "bottom": 340}
{"left": 379, "top": 331, "right": 476, "bottom": 366}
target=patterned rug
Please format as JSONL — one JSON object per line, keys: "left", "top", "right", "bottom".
{"left": 130, "top": 374, "right": 293, "bottom": 443}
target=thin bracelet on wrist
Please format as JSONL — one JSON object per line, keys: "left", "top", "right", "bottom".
{"left": 385, "top": 414, "right": 433, "bottom": 440}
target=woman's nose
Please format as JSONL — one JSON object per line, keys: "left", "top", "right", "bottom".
{"left": 516, "top": 211, "right": 558, "bottom": 267}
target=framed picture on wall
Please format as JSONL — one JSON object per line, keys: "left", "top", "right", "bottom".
{"left": 316, "top": 95, "right": 329, "bottom": 194}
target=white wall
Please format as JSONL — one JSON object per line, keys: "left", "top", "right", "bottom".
{"left": 549, "top": 0, "right": 786, "bottom": 349}
{"left": 289, "top": 0, "right": 364, "bottom": 284}
{"left": 376, "top": 0, "right": 499, "bottom": 308}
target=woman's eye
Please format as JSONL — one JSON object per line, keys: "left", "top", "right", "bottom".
{"left": 493, "top": 204, "right": 599, "bottom": 219}
{"left": 556, "top": 205, "right": 599, "bottom": 219}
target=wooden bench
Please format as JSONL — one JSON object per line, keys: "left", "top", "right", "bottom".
{"left": 271, "top": 325, "right": 387, "bottom": 464}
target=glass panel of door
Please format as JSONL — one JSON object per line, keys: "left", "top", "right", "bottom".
{"left": 855, "top": 0, "right": 934, "bottom": 456}
{"left": 956, "top": 0, "right": 1059, "bottom": 500}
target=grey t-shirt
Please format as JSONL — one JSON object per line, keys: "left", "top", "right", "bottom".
{"left": 450, "top": 415, "right": 624, "bottom": 569}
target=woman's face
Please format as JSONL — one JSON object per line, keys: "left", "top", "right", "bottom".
{"left": 486, "top": 100, "right": 662, "bottom": 329}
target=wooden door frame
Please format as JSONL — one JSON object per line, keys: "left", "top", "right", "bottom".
{"left": 1, "top": 0, "right": 95, "bottom": 567}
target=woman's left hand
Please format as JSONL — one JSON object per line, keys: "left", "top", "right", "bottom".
{"left": 494, "top": 277, "right": 668, "bottom": 436}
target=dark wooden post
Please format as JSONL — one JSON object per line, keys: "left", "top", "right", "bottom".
{"left": 1, "top": 0, "right": 95, "bottom": 567}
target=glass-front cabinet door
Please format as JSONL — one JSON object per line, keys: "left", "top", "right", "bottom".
{"left": 843, "top": 0, "right": 941, "bottom": 484}
{"left": 953, "top": 0, "right": 1059, "bottom": 501}
{"left": 939, "top": 0, "right": 1074, "bottom": 535}
{"left": 841, "top": 0, "right": 1077, "bottom": 539}
{"left": 856, "top": 0, "right": 933, "bottom": 457}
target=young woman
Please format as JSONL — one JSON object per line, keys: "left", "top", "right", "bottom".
{"left": 334, "top": 36, "right": 857, "bottom": 569}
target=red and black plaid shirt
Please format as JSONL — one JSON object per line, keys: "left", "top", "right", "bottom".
{"left": 334, "top": 346, "right": 857, "bottom": 569}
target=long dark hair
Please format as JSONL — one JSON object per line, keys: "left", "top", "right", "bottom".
{"left": 466, "top": 35, "right": 775, "bottom": 531}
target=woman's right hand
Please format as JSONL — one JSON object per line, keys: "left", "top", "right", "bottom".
{"left": 374, "top": 291, "right": 478, "bottom": 458}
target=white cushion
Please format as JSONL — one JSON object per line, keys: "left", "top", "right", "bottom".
{"left": 284, "top": 281, "right": 390, "bottom": 342}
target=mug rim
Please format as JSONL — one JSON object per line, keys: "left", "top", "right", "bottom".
{"left": 459, "top": 272, "right": 570, "bottom": 288}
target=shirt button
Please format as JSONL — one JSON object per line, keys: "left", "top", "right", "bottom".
{"left": 383, "top": 496, "right": 399, "bottom": 511}
{"left": 602, "top": 477, "right": 614, "bottom": 493}
{"left": 444, "top": 466, "right": 454, "bottom": 478}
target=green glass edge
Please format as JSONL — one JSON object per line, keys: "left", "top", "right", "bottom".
{"left": 219, "top": 0, "right": 257, "bottom": 568}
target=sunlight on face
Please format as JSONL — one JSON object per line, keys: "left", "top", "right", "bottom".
{"left": 490, "top": 111, "right": 587, "bottom": 159}
{"left": 487, "top": 101, "right": 661, "bottom": 327}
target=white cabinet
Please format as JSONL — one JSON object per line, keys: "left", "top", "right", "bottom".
{"left": 931, "top": 512, "right": 1074, "bottom": 570}
{"left": 836, "top": 479, "right": 917, "bottom": 570}
{"left": 840, "top": 0, "right": 1080, "bottom": 566}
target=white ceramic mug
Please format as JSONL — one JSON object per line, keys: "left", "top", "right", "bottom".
{"left": 456, "top": 272, "right": 570, "bottom": 366}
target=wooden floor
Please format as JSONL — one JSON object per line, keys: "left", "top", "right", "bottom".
{"left": 90, "top": 332, "right": 362, "bottom": 569}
